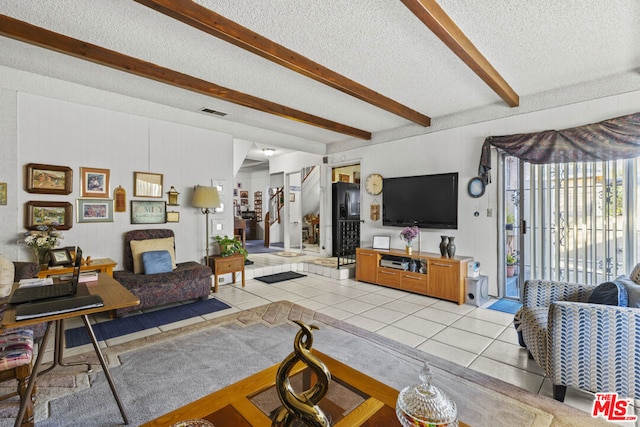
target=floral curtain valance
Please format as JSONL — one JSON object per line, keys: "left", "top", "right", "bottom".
{"left": 478, "top": 112, "right": 640, "bottom": 183}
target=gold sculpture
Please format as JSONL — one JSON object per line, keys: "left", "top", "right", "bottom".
{"left": 272, "top": 321, "right": 331, "bottom": 427}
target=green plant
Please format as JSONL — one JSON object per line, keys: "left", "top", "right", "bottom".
{"left": 506, "top": 253, "right": 518, "bottom": 265}
{"left": 213, "top": 235, "right": 248, "bottom": 258}
{"left": 506, "top": 213, "right": 515, "bottom": 225}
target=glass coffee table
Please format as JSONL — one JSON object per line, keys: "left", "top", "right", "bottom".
{"left": 142, "top": 350, "right": 469, "bottom": 427}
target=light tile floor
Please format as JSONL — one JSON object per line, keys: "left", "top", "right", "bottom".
{"left": 55, "top": 252, "right": 637, "bottom": 426}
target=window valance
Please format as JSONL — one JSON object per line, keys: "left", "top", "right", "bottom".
{"left": 478, "top": 112, "right": 640, "bottom": 183}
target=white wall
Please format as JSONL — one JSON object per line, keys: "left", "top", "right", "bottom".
{"left": 327, "top": 89, "right": 640, "bottom": 296}
{"left": 1, "top": 92, "right": 234, "bottom": 268}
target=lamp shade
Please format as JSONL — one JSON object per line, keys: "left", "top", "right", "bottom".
{"left": 192, "top": 186, "right": 221, "bottom": 209}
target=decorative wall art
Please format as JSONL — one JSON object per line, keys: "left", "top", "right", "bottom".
{"left": 80, "top": 167, "right": 110, "bottom": 198}
{"left": 239, "top": 190, "right": 249, "bottom": 198}
{"left": 0, "top": 182, "right": 6, "bottom": 205}
{"left": 25, "top": 163, "right": 73, "bottom": 195}
{"left": 114, "top": 185, "right": 126, "bottom": 212}
{"left": 166, "top": 211, "right": 180, "bottom": 223}
{"left": 130, "top": 200, "right": 166, "bottom": 224}
{"left": 134, "top": 172, "right": 163, "bottom": 198}
{"left": 77, "top": 199, "right": 114, "bottom": 223}
{"left": 25, "top": 201, "right": 73, "bottom": 230}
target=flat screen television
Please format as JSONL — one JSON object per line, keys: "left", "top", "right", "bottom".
{"left": 382, "top": 172, "right": 458, "bottom": 229}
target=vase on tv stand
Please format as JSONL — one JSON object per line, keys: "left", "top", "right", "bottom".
{"left": 446, "top": 237, "right": 456, "bottom": 257}
{"left": 439, "top": 236, "right": 448, "bottom": 257}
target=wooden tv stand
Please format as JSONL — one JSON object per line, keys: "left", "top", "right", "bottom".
{"left": 355, "top": 247, "right": 472, "bottom": 305}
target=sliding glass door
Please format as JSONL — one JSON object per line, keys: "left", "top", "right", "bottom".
{"left": 503, "top": 155, "right": 636, "bottom": 299}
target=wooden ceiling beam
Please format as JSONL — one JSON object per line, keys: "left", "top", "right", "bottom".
{"left": 0, "top": 14, "right": 371, "bottom": 140}
{"left": 134, "top": 0, "right": 431, "bottom": 127}
{"left": 401, "top": 0, "right": 519, "bottom": 107}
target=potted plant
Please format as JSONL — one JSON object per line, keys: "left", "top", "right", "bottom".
{"left": 506, "top": 253, "right": 518, "bottom": 277}
{"left": 213, "top": 235, "right": 248, "bottom": 259}
{"left": 506, "top": 213, "right": 515, "bottom": 230}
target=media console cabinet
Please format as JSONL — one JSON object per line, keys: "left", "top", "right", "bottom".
{"left": 355, "top": 247, "right": 473, "bottom": 305}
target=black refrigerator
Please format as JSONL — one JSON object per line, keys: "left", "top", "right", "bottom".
{"left": 332, "top": 182, "right": 361, "bottom": 257}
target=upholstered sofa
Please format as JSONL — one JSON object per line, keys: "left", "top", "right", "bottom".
{"left": 515, "top": 271, "right": 640, "bottom": 402}
{"left": 112, "top": 229, "right": 212, "bottom": 317}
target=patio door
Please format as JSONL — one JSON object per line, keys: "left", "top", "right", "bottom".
{"left": 503, "top": 155, "right": 634, "bottom": 299}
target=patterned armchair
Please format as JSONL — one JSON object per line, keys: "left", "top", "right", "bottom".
{"left": 113, "top": 229, "right": 212, "bottom": 317}
{"left": 515, "top": 277, "right": 640, "bottom": 402}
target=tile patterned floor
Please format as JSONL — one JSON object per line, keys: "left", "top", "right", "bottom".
{"left": 55, "top": 252, "right": 637, "bottom": 425}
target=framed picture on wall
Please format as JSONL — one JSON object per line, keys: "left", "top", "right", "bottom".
{"left": 25, "top": 201, "right": 73, "bottom": 230}
{"left": 77, "top": 199, "right": 114, "bottom": 223}
{"left": 130, "top": 200, "right": 166, "bottom": 224}
{"left": 25, "top": 163, "right": 73, "bottom": 195}
{"left": 240, "top": 190, "right": 249, "bottom": 198}
{"left": 80, "top": 167, "right": 110, "bottom": 198}
{"left": 0, "top": 182, "right": 6, "bottom": 205}
{"left": 134, "top": 172, "right": 163, "bottom": 198}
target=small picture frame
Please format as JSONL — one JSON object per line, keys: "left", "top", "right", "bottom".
{"left": 25, "top": 163, "right": 73, "bottom": 195}
{"left": 166, "top": 211, "right": 180, "bottom": 223}
{"left": 0, "top": 182, "right": 6, "bottom": 205}
{"left": 80, "top": 167, "right": 110, "bottom": 198}
{"left": 339, "top": 174, "right": 350, "bottom": 183}
{"left": 48, "top": 248, "right": 72, "bottom": 266}
{"left": 25, "top": 201, "right": 73, "bottom": 230}
{"left": 130, "top": 200, "right": 166, "bottom": 224}
{"left": 372, "top": 235, "right": 390, "bottom": 250}
{"left": 134, "top": 172, "right": 164, "bottom": 198}
{"left": 77, "top": 199, "right": 114, "bottom": 223}
{"left": 289, "top": 193, "right": 295, "bottom": 202}
{"left": 239, "top": 190, "right": 249, "bottom": 198}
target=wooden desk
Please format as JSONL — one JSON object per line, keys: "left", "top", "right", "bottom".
{"left": 2, "top": 274, "right": 139, "bottom": 427}
{"left": 207, "top": 253, "right": 245, "bottom": 293}
{"left": 37, "top": 258, "right": 117, "bottom": 278}
{"left": 142, "top": 350, "right": 469, "bottom": 427}
{"left": 234, "top": 217, "right": 247, "bottom": 248}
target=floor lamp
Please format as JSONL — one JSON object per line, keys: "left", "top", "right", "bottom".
{"left": 192, "top": 185, "right": 221, "bottom": 263}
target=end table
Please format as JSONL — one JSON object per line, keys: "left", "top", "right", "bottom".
{"left": 207, "top": 253, "right": 245, "bottom": 293}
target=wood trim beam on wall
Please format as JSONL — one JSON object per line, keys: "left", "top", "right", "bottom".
{"left": 0, "top": 14, "right": 371, "bottom": 140}
{"left": 401, "top": 0, "right": 519, "bottom": 107}
{"left": 134, "top": 0, "right": 432, "bottom": 127}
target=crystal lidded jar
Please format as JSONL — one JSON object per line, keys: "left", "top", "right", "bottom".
{"left": 396, "top": 362, "right": 458, "bottom": 427}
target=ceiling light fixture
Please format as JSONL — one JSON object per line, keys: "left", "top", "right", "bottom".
{"left": 262, "top": 148, "right": 276, "bottom": 157}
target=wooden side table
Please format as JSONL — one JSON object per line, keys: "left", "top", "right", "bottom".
{"left": 38, "top": 258, "right": 117, "bottom": 278}
{"left": 207, "top": 253, "right": 245, "bottom": 293}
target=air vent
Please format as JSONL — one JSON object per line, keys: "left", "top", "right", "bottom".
{"left": 199, "top": 107, "right": 227, "bottom": 117}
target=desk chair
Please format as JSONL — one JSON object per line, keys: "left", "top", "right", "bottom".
{"left": 0, "top": 329, "right": 35, "bottom": 427}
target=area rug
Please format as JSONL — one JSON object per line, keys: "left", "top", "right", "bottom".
{"left": 64, "top": 298, "right": 231, "bottom": 348}
{"left": 487, "top": 298, "right": 522, "bottom": 315}
{"left": 254, "top": 271, "right": 307, "bottom": 284}
{"left": 272, "top": 251, "right": 303, "bottom": 258}
{"left": 245, "top": 239, "right": 280, "bottom": 254}
{"left": 33, "top": 301, "right": 604, "bottom": 427}
{"left": 312, "top": 257, "right": 338, "bottom": 267}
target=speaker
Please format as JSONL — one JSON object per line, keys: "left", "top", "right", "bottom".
{"left": 465, "top": 275, "right": 489, "bottom": 307}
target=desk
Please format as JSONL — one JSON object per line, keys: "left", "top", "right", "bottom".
{"left": 234, "top": 217, "right": 247, "bottom": 248}
{"left": 142, "top": 350, "right": 469, "bottom": 427}
{"left": 2, "top": 274, "right": 139, "bottom": 427}
{"left": 207, "top": 254, "right": 245, "bottom": 293}
{"left": 37, "top": 258, "right": 117, "bottom": 278}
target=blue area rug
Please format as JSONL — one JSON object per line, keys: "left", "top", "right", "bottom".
{"left": 487, "top": 299, "right": 522, "bottom": 315}
{"left": 245, "top": 240, "right": 280, "bottom": 254}
{"left": 64, "top": 298, "right": 231, "bottom": 348}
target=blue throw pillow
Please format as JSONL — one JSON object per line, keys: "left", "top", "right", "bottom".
{"left": 142, "top": 250, "right": 173, "bottom": 274}
{"left": 588, "top": 280, "right": 628, "bottom": 306}
{"left": 615, "top": 275, "right": 640, "bottom": 308}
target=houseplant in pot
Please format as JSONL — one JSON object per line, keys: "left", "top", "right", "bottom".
{"left": 506, "top": 253, "right": 518, "bottom": 277}
{"left": 213, "top": 235, "right": 248, "bottom": 259}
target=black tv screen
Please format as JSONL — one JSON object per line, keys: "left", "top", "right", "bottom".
{"left": 382, "top": 173, "right": 458, "bottom": 229}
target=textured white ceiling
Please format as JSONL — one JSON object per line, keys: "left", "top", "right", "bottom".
{"left": 0, "top": 0, "right": 638, "bottom": 155}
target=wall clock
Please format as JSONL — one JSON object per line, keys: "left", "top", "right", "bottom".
{"left": 364, "top": 173, "right": 383, "bottom": 195}
{"left": 467, "top": 177, "right": 485, "bottom": 198}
